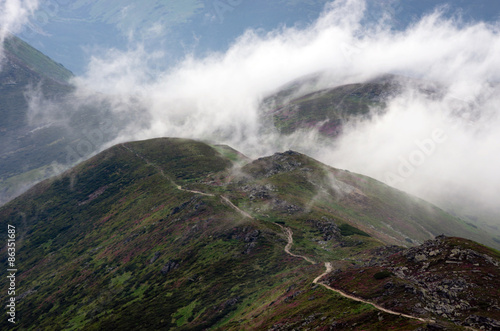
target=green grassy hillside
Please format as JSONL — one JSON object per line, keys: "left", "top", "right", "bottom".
{"left": 0, "top": 138, "right": 497, "bottom": 329}
{"left": 227, "top": 150, "right": 499, "bottom": 250}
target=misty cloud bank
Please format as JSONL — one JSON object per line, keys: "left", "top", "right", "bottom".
{"left": 0, "top": 0, "right": 38, "bottom": 59}
{"left": 9, "top": 0, "right": 500, "bottom": 223}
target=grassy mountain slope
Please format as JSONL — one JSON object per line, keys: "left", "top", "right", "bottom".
{"left": 226, "top": 150, "right": 499, "bottom": 251}
{"left": 260, "top": 74, "right": 444, "bottom": 137}
{"left": 0, "top": 137, "right": 498, "bottom": 330}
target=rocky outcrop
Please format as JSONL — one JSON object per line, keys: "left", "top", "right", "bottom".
{"left": 325, "top": 236, "right": 500, "bottom": 330}
{"left": 254, "top": 151, "right": 303, "bottom": 178}
{"left": 390, "top": 237, "right": 500, "bottom": 329}
{"left": 160, "top": 260, "right": 179, "bottom": 275}
{"left": 241, "top": 184, "right": 277, "bottom": 200}
{"left": 463, "top": 314, "right": 500, "bottom": 330}
{"left": 312, "top": 218, "right": 341, "bottom": 241}
{"left": 149, "top": 251, "right": 161, "bottom": 264}
{"left": 243, "top": 229, "right": 260, "bottom": 254}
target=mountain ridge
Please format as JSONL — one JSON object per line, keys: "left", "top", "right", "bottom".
{"left": 3, "top": 34, "right": 73, "bottom": 84}
{"left": 1, "top": 137, "right": 498, "bottom": 329}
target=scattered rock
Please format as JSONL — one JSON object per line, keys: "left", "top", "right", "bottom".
{"left": 258, "top": 151, "right": 303, "bottom": 178}
{"left": 150, "top": 251, "right": 161, "bottom": 264}
{"left": 160, "top": 260, "right": 179, "bottom": 275}
{"left": 223, "top": 296, "right": 240, "bottom": 308}
{"left": 415, "top": 254, "right": 428, "bottom": 262}
{"left": 312, "top": 218, "right": 341, "bottom": 241}
{"left": 284, "top": 290, "right": 303, "bottom": 302}
{"left": 241, "top": 184, "right": 276, "bottom": 200}
{"left": 464, "top": 314, "right": 500, "bottom": 330}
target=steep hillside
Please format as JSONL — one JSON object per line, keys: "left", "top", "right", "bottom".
{"left": 0, "top": 35, "right": 134, "bottom": 206}
{"left": 322, "top": 236, "right": 500, "bottom": 330}
{"left": 0, "top": 137, "right": 498, "bottom": 330}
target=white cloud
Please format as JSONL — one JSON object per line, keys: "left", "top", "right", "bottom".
{"left": 68, "top": 0, "right": 500, "bottom": 222}
{"left": 0, "top": 0, "right": 39, "bottom": 59}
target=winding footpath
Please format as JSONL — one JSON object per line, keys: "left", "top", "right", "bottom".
{"left": 313, "top": 263, "right": 429, "bottom": 322}
{"left": 122, "top": 143, "right": 435, "bottom": 326}
{"left": 273, "top": 226, "right": 429, "bottom": 323}
{"left": 220, "top": 196, "right": 431, "bottom": 324}
{"left": 275, "top": 224, "right": 316, "bottom": 264}
{"left": 121, "top": 143, "right": 215, "bottom": 197}
{"left": 220, "top": 196, "right": 253, "bottom": 219}
{"left": 228, "top": 201, "right": 433, "bottom": 324}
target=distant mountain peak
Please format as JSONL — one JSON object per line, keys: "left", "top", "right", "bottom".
{"left": 2, "top": 34, "right": 73, "bottom": 84}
